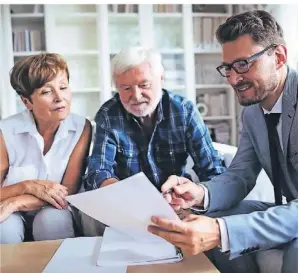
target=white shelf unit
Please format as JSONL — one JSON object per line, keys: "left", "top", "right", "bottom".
{"left": 191, "top": 4, "right": 236, "bottom": 145}
{"left": 1, "top": 4, "right": 239, "bottom": 145}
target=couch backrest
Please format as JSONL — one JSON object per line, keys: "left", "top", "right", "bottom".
{"left": 186, "top": 142, "right": 275, "bottom": 203}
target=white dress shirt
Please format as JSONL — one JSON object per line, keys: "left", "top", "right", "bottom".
{"left": 0, "top": 110, "right": 85, "bottom": 187}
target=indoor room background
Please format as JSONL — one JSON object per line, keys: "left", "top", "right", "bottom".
{"left": 0, "top": 4, "right": 297, "bottom": 146}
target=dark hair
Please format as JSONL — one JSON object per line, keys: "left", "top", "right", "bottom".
{"left": 10, "top": 53, "right": 69, "bottom": 99}
{"left": 216, "top": 10, "right": 285, "bottom": 47}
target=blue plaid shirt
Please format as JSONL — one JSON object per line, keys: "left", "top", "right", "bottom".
{"left": 84, "top": 90, "right": 226, "bottom": 191}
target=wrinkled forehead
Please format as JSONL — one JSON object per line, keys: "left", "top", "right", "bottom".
{"left": 221, "top": 35, "right": 264, "bottom": 64}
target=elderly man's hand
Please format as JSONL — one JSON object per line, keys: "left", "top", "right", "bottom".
{"left": 148, "top": 214, "right": 221, "bottom": 255}
{"left": 162, "top": 175, "right": 205, "bottom": 211}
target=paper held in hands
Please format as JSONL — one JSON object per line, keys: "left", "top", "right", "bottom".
{"left": 66, "top": 172, "right": 183, "bottom": 265}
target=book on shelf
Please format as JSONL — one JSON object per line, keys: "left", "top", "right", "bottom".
{"left": 108, "top": 4, "right": 138, "bottom": 13}
{"left": 207, "top": 92, "right": 228, "bottom": 116}
{"left": 10, "top": 4, "right": 44, "bottom": 14}
{"left": 33, "top": 4, "right": 43, "bottom": 13}
{"left": 207, "top": 122, "right": 230, "bottom": 144}
{"left": 233, "top": 4, "right": 268, "bottom": 14}
{"left": 212, "top": 17, "right": 222, "bottom": 49}
{"left": 12, "top": 29, "right": 44, "bottom": 52}
{"left": 192, "top": 4, "right": 228, "bottom": 13}
{"left": 194, "top": 16, "right": 227, "bottom": 50}
{"left": 195, "top": 58, "right": 226, "bottom": 85}
{"left": 214, "top": 122, "right": 230, "bottom": 144}
{"left": 196, "top": 91, "right": 228, "bottom": 117}
{"left": 193, "top": 19, "right": 200, "bottom": 48}
{"left": 203, "top": 17, "right": 213, "bottom": 49}
{"left": 153, "top": 4, "right": 181, "bottom": 13}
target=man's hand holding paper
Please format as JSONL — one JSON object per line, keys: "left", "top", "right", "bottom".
{"left": 148, "top": 214, "right": 221, "bottom": 255}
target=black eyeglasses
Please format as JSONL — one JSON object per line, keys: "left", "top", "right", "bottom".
{"left": 216, "top": 44, "right": 277, "bottom": 77}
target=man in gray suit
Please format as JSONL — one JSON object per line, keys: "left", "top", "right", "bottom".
{"left": 148, "top": 10, "right": 297, "bottom": 273}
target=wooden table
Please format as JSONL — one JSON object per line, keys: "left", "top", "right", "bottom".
{"left": 1, "top": 240, "right": 219, "bottom": 273}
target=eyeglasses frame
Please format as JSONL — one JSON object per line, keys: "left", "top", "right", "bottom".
{"left": 216, "top": 44, "right": 278, "bottom": 77}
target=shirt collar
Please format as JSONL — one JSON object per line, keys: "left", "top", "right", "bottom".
{"left": 155, "top": 93, "right": 164, "bottom": 123}
{"left": 14, "top": 110, "right": 38, "bottom": 135}
{"left": 262, "top": 91, "right": 283, "bottom": 114}
{"left": 14, "top": 109, "right": 76, "bottom": 139}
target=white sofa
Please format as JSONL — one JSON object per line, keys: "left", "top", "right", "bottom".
{"left": 186, "top": 142, "right": 275, "bottom": 203}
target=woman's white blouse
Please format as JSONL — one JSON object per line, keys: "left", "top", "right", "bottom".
{"left": 0, "top": 110, "right": 85, "bottom": 187}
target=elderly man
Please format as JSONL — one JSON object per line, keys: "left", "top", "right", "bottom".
{"left": 81, "top": 46, "right": 226, "bottom": 236}
{"left": 148, "top": 10, "right": 297, "bottom": 273}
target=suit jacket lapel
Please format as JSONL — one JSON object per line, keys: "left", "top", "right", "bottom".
{"left": 282, "top": 67, "right": 298, "bottom": 156}
{"left": 282, "top": 97, "right": 296, "bottom": 155}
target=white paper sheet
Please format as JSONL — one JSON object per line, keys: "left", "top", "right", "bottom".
{"left": 66, "top": 172, "right": 180, "bottom": 242}
{"left": 97, "top": 227, "right": 183, "bottom": 267}
{"left": 42, "top": 237, "right": 127, "bottom": 273}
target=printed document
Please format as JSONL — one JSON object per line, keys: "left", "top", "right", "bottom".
{"left": 66, "top": 172, "right": 180, "bottom": 243}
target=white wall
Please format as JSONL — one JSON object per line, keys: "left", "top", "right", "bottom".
{"left": 267, "top": 4, "right": 298, "bottom": 70}
{"left": 0, "top": 6, "right": 3, "bottom": 118}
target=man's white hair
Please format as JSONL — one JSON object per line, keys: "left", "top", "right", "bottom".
{"left": 111, "top": 46, "right": 164, "bottom": 86}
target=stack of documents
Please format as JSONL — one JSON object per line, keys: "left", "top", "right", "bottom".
{"left": 97, "top": 227, "right": 183, "bottom": 266}
{"left": 66, "top": 172, "right": 184, "bottom": 266}
{"left": 42, "top": 237, "right": 127, "bottom": 273}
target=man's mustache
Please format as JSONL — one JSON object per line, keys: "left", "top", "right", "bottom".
{"left": 130, "top": 100, "right": 149, "bottom": 104}
{"left": 233, "top": 82, "right": 253, "bottom": 89}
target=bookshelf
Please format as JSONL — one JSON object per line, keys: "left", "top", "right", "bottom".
{"left": 153, "top": 5, "right": 185, "bottom": 97}
{"left": 191, "top": 4, "right": 236, "bottom": 145}
{"left": 2, "top": 4, "right": 277, "bottom": 145}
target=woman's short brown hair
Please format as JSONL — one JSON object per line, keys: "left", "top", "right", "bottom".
{"left": 10, "top": 53, "right": 69, "bottom": 99}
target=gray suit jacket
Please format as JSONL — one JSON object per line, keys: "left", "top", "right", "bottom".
{"left": 202, "top": 67, "right": 298, "bottom": 259}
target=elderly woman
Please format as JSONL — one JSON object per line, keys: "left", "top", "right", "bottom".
{"left": 0, "top": 53, "right": 92, "bottom": 243}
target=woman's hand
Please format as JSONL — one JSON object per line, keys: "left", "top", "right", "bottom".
{"left": 0, "top": 198, "right": 17, "bottom": 223}
{"left": 24, "top": 180, "right": 68, "bottom": 210}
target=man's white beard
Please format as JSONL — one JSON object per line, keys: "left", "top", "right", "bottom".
{"left": 127, "top": 88, "right": 163, "bottom": 117}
